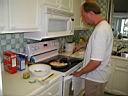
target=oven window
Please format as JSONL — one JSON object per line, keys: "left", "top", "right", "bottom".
{"left": 48, "top": 19, "right": 67, "bottom": 32}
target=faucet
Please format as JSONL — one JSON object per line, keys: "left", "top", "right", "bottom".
{"left": 117, "top": 45, "right": 126, "bottom": 52}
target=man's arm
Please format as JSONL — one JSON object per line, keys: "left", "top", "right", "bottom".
{"left": 73, "top": 43, "right": 87, "bottom": 53}
{"left": 72, "top": 60, "right": 101, "bottom": 77}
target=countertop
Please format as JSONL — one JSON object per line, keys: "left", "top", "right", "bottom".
{"left": 2, "top": 70, "right": 62, "bottom": 96}
{"left": 2, "top": 49, "right": 85, "bottom": 96}
{"left": 2, "top": 50, "right": 127, "bottom": 96}
{"left": 61, "top": 49, "right": 128, "bottom": 61}
{"left": 111, "top": 55, "right": 128, "bottom": 61}
{"left": 60, "top": 49, "right": 85, "bottom": 59}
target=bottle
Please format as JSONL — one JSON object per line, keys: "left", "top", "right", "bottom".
{"left": 17, "top": 54, "right": 26, "bottom": 71}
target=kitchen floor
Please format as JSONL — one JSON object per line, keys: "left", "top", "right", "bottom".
{"left": 104, "top": 92, "right": 116, "bottom": 96}
{"left": 80, "top": 92, "right": 117, "bottom": 96}
{"left": 104, "top": 92, "right": 120, "bottom": 96}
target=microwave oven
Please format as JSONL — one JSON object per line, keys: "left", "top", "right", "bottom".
{"left": 24, "top": 6, "right": 74, "bottom": 40}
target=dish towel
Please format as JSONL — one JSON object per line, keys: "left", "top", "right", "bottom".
{"left": 72, "top": 76, "right": 83, "bottom": 96}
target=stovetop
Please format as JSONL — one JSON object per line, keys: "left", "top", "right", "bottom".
{"left": 38, "top": 55, "right": 83, "bottom": 72}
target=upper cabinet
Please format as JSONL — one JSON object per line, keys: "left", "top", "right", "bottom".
{"left": 0, "top": 0, "right": 73, "bottom": 34}
{"left": 73, "top": 0, "right": 81, "bottom": 30}
{"left": 40, "top": 0, "right": 60, "bottom": 8}
{"left": 0, "top": 0, "right": 39, "bottom": 34}
{"left": 0, "top": 0, "right": 3, "bottom": 32}
{"left": 60, "top": 0, "right": 73, "bottom": 12}
{"left": 73, "top": 0, "right": 87, "bottom": 30}
{"left": 0, "top": 0, "right": 8, "bottom": 33}
{"left": 39, "top": 0, "right": 73, "bottom": 12}
{"left": 8, "top": 0, "right": 39, "bottom": 33}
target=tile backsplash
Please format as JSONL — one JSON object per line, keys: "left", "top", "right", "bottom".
{"left": 58, "top": 30, "right": 91, "bottom": 52}
{"left": 0, "top": 33, "right": 25, "bottom": 57}
{"left": 97, "top": 0, "right": 109, "bottom": 20}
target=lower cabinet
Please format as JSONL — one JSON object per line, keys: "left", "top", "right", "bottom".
{"left": 105, "top": 57, "right": 128, "bottom": 95}
{"left": 38, "top": 79, "right": 62, "bottom": 96}
{"left": 39, "top": 82, "right": 61, "bottom": 96}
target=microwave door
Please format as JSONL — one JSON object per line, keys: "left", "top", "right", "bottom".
{"left": 48, "top": 15, "right": 68, "bottom": 31}
{"left": 48, "top": 15, "right": 73, "bottom": 37}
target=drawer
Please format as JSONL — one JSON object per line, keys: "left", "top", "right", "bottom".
{"left": 38, "top": 80, "right": 61, "bottom": 96}
{"left": 112, "top": 59, "right": 128, "bottom": 68}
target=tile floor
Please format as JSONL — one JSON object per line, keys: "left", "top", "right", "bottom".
{"left": 79, "top": 91, "right": 118, "bottom": 96}
{"left": 104, "top": 92, "right": 119, "bottom": 96}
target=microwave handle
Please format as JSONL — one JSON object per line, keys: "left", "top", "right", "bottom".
{"left": 71, "top": 18, "right": 74, "bottom": 33}
{"left": 68, "top": 18, "right": 74, "bottom": 33}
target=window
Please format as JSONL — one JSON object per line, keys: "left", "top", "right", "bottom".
{"left": 120, "top": 19, "right": 128, "bottom": 37}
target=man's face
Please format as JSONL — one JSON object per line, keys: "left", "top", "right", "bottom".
{"left": 81, "top": 7, "right": 93, "bottom": 25}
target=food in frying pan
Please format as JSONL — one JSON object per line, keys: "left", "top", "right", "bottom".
{"left": 49, "top": 60, "right": 68, "bottom": 68}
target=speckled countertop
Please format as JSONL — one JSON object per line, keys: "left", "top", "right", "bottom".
{"left": 2, "top": 70, "right": 62, "bottom": 96}
{"left": 60, "top": 49, "right": 85, "bottom": 59}
{"left": 111, "top": 55, "right": 128, "bottom": 61}
{"left": 60, "top": 49, "right": 128, "bottom": 61}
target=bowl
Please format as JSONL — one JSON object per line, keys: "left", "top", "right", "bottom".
{"left": 28, "top": 64, "right": 51, "bottom": 77}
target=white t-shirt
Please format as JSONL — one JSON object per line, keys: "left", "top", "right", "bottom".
{"left": 81, "top": 20, "right": 113, "bottom": 83}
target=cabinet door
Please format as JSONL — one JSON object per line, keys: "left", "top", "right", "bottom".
{"left": 60, "top": 0, "right": 73, "bottom": 12}
{"left": 73, "top": 0, "right": 81, "bottom": 30}
{"left": 0, "top": 0, "right": 8, "bottom": 33}
{"left": 43, "top": 0, "right": 59, "bottom": 8}
{"left": 8, "top": 0, "right": 39, "bottom": 32}
{"left": 39, "top": 81, "right": 61, "bottom": 96}
{"left": 111, "top": 59, "right": 128, "bottom": 95}
{"left": 0, "top": 0, "right": 3, "bottom": 32}
{"left": 105, "top": 63, "right": 114, "bottom": 93}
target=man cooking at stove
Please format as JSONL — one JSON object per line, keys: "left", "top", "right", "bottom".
{"left": 72, "top": 1, "right": 113, "bottom": 96}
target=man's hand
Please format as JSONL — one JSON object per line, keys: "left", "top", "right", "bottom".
{"left": 73, "top": 43, "right": 86, "bottom": 53}
{"left": 72, "top": 71, "right": 82, "bottom": 77}
{"left": 72, "top": 60, "right": 101, "bottom": 77}
{"left": 73, "top": 45, "right": 81, "bottom": 53}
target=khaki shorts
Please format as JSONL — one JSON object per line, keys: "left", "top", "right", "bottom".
{"left": 84, "top": 79, "right": 107, "bottom": 96}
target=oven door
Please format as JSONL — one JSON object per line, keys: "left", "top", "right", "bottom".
{"left": 63, "top": 76, "right": 84, "bottom": 96}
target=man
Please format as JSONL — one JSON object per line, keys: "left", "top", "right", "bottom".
{"left": 72, "top": 2, "right": 113, "bottom": 96}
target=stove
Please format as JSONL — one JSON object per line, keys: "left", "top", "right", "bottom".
{"left": 26, "top": 40, "right": 83, "bottom": 75}
{"left": 25, "top": 39, "right": 84, "bottom": 96}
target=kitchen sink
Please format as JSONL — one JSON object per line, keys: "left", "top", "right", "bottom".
{"left": 121, "top": 52, "right": 128, "bottom": 58}
{"left": 112, "top": 51, "right": 128, "bottom": 58}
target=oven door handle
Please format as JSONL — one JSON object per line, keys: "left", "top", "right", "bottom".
{"left": 64, "top": 75, "right": 73, "bottom": 81}
{"left": 63, "top": 75, "right": 74, "bottom": 96}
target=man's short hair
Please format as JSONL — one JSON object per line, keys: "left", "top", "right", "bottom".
{"left": 82, "top": 2, "right": 101, "bottom": 14}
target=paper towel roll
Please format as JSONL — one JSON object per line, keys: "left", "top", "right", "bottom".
{"left": 65, "top": 43, "right": 75, "bottom": 53}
